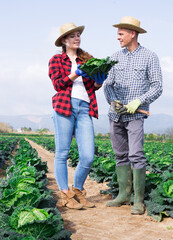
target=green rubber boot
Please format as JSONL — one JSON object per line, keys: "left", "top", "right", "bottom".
{"left": 131, "top": 168, "right": 146, "bottom": 215}
{"left": 106, "top": 165, "right": 132, "bottom": 207}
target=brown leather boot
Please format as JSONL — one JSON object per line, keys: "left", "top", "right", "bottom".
{"left": 60, "top": 189, "right": 83, "bottom": 210}
{"left": 72, "top": 186, "right": 95, "bottom": 208}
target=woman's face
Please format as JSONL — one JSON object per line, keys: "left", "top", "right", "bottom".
{"left": 62, "top": 31, "right": 81, "bottom": 50}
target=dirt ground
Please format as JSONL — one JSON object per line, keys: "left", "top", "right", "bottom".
{"left": 27, "top": 139, "right": 173, "bottom": 240}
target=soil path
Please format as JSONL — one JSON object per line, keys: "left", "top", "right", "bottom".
{"left": 27, "top": 139, "right": 173, "bottom": 240}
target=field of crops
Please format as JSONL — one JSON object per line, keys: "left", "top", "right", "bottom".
{"left": 27, "top": 134, "right": 173, "bottom": 222}
{"left": 0, "top": 135, "right": 71, "bottom": 240}
{"left": 0, "top": 133, "right": 173, "bottom": 239}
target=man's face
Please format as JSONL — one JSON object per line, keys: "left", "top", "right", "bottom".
{"left": 117, "top": 28, "right": 134, "bottom": 48}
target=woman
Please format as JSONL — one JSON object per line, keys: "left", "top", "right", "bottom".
{"left": 48, "top": 22, "right": 106, "bottom": 210}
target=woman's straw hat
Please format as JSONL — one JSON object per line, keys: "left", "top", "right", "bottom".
{"left": 113, "top": 16, "right": 147, "bottom": 33}
{"left": 55, "top": 23, "right": 85, "bottom": 46}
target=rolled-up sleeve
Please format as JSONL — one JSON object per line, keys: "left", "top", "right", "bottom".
{"left": 48, "top": 55, "right": 73, "bottom": 92}
{"left": 103, "top": 78, "right": 117, "bottom": 105}
{"left": 103, "top": 56, "right": 119, "bottom": 105}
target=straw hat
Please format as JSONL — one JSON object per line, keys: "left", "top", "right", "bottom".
{"left": 113, "top": 16, "right": 147, "bottom": 33}
{"left": 55, "top": 23, "right": 85, "bottom": 46}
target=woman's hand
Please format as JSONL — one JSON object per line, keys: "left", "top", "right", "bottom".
{"left": 75, "top": 64, "right": 89, "bottom": 78}
{"left": 93, "top": 72, "right": 107, "bottom": 85}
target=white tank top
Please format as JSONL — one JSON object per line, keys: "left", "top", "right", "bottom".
{"left": 71, "top": 63, "right": 90, "bottom": 103}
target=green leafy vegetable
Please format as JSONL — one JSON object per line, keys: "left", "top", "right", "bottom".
{"left": 15, "top": 208, "right": 49, "bottom": 228}
{"left": 0, "top": 187, "right": 41, "bottom": 211}
{"left": 163, "top": 180, "right": 173, "bottom": 197}
{"left": 9, "top": 206, "right": 63, "bottom": 238}
{"left": 80, "top": 57, "right": 118, "bottom": 77}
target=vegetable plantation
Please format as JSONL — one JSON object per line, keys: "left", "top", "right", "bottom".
{"left": 0, "top": 135, "right": 71, "bottom": 240}
{"left": 27, "top": 134, "right": 173, "bottom": 222}
{"left": 0, "top": 133, "right": 173, "bottom": 239}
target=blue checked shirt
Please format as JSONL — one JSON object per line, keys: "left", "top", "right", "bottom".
{"left": 104, "top": 44, "right": 163, "bottom": 122}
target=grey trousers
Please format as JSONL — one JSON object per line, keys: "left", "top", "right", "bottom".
{"left": 110, "top": 118, "right": 146, "bottom": 169}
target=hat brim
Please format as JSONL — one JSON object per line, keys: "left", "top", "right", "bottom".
{"left": 55, "top": 26, "right": 85, "bottom": 47}
{"left": 113, "top": 23, "right": 147, "bottom": 33}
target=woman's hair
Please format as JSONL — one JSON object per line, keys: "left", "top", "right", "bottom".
{"left": 62, "top": 44, "right": 92, "bottom": 64}
{"left": 77, "top": 48, "right": 93, "bottom": 64}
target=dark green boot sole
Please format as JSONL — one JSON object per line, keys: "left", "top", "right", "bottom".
{"left": 106, "top": 199, "right": 130, "bottom": 207}
{"left": 131, "top": 203, "right": 145, "bottom": 215}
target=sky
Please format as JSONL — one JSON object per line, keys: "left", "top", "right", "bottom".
{"left": 0, "top": 0, "right": 173, "bottom": 117}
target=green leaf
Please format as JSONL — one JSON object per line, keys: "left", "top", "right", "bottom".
{"left": 80, "top": 57, "right": 118, "bottom": 77}
{"left": 163, "top": 180, "right": 173, "bottom": 197}
{"left": 32, "top": 208, "right": 49, "bottom": 221}
{"left": 9, "top": 206, "right": 64, "bottom": 239}
{"left": 18, "top": 211, "right": 36, "bottom": 228}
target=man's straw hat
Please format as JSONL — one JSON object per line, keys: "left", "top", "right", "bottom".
{"left": 113, "top": 16, "right": 147, "bottom": 33}
{"left": 55, "top": 23, "right": 85, "bottom": 46}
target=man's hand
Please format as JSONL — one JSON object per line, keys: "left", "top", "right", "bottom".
{"left": 111, "top": 100, "right": 127, "bottom": 115}
{"left": 126, "top": 99, "right": 141, "bottom": 114}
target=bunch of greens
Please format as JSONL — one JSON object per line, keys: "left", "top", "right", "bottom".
{"left": 0, "top": 207, "right": 71, "bottom": 239}
{"left": 80, "top": 57, "right": 118, "bottom": 78}
{"left": 0, "top": 167, "right": 56, "bottom": 213}
{"left": 145, "top": 171, "right": 173, "bottom": 221}
{"left": 0, "top": 137, "right": 71, "bottom": 239}
{"left": 9, "top": 139, "right": 48, "bottom": 173}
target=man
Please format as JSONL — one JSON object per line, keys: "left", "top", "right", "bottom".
{"left": 104, "top": 16, "right": 163, "bottom": 215}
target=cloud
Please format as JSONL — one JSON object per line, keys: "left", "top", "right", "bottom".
{"left": 19, "top": 64, "right": 47, "bottom": 82}
{"left": 161, "top": 56, "right": 173, "bottom": 73}
{"left": 48, "top": 27, "right": 59, "bottom": 42}
{"left": 0, "top": 62, "right": 55, "bottom": 115}
{"left": 46, "top": 26, "right": 61, "bottom": 50}
{"left": 160, "top": 56, "right": 173, "bottom": 99}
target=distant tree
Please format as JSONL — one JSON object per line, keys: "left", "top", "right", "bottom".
{"left": 21, "top": 127, "right": 32, "bottom": 132}
{"left": 144, "top": 133, "right": 165, "bottom": 142}
{"left": 166, "top": 127, "right": 173, "bottom": 140}
{"left": 0, "top": 122, "right": 13, "bottom": 133}
{"left": 36, "top": 128, "right": 49, "bottom": 135}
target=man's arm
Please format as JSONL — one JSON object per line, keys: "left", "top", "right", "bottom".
{"left": 138, "top": 52, "right": 163, "bottom": 105}
{"left": 103, "top": 69, "right": 118, "bottom": 105}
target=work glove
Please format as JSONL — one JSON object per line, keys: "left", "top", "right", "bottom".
{"left": 111, "top": 100, "right": 127, "bottom": 115}
{"left": 126, "top": 99, "right": 141, "bottom": 114}
{"left": 75, "top": 64, "right": 89, "bottom": 78}
{"left": 93, "top": 72, "right": 107, "bottom": 85}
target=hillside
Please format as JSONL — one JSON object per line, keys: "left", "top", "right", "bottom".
{"left": 0, "top": 113, "right": 173, "bottom": 134}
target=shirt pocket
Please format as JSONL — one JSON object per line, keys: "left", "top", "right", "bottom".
{"left": 133, "top": 66, "right": 146, "bottom": 80}
{"left": 114, "top": 65, "right": 125, "bottom": 83}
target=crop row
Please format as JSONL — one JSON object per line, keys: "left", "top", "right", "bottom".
{"left": 28, "top": 135, "right": 173, "bottom": 222}
{"left": 0, "top": 137, "right": 19, "bottom": 169}
{"left": 0, "top": 137, "right": 71, "bottom": 240}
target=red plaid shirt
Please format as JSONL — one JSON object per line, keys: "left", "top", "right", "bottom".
{"left": 48, "top": 52, "right": 99, "bottom": 118}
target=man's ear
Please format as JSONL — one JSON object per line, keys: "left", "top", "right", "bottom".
{"left": 132, "top": 30, "right": 138, "bottom": 38}
{"left": 131, "top": 30, "right": 137, "bottom": 39}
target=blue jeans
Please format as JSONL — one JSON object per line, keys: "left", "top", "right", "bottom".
{"left": 53, "top": 98, "right": 95, "bottom": 191}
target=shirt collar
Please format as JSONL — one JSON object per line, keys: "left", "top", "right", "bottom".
{"left": 123, "top": 43, "right": 142, "bottom": 55}
{"left": 62, "top": 51, "right": 80, "bottom": 62}
{"left": 62, "top": 51, "right": 69, "bottom": 60}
